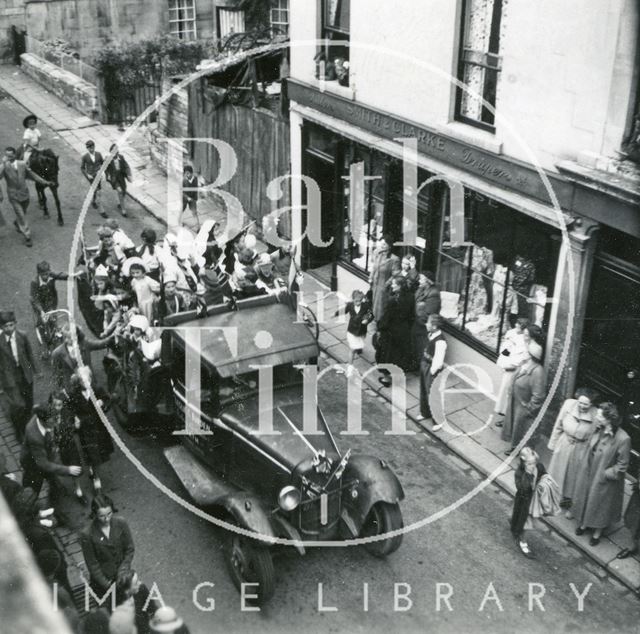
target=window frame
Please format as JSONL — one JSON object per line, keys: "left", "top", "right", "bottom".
{"left": 454, "top": 0, "right": 504, "bottom": 132}
{"left": 168, "top": 0, "right": 197, "bottom": 40}
{"left": 270, "top": 0, "right": 289, "bottom": 35}
{"left": 320, "top": 0, "right": 351, "bottom": 63}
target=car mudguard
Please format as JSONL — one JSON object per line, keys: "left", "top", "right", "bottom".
{"left": 216, "top": 492, "right": 279, "bottom": 545}
{"left": 339, "top": 454, "right": 405, "bottom": 538}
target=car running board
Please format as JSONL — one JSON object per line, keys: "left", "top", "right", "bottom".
{"left": 164, "top": 445, "right": 237, "bottom": 507}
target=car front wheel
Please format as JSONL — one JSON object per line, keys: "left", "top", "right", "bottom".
{"left": 224, "top": 533, "right": 275, "bottom": 605}
{"left": 360, "top": 501, "right": 403, "bottom": 558}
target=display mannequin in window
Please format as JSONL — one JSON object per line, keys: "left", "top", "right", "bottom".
{"left": 369, "top": 234, "right": 400, "bottom": 323}
{"left": 466, "top": 245, "right": 494, "bottom": 318}
{"left": 511, "top": 255, "right": 536, "bottom": 316}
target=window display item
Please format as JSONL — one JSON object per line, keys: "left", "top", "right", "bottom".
{"left": 511, "top": 255, "right": 536, "bottom": 315}
{"left": 529, "top": 284, "right": 548, "bottom": 327}
{"left": 466, "top": 245, "right": 495, "bottom": 318}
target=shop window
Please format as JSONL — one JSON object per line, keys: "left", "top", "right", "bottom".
{"left": 169, "top": 0, "right": 197, "bottom": 40}
{"left": 455, "top": 0, "right": 505, "bottom": 130}
{"left": 437, "top": 192, "right": 559, "bottom": 355}
{"left": 270, "top": 0, "right": 289, "bottom": 35}
{"left": 317, "top": 0, "right": 350, "bottom": 85}
{"left": 218, "top": 7, "right": 246, "bottom": 39}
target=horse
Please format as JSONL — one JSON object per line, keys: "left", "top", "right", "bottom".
{"left": 27, "top": 148, "right": 64, "bottom": 226}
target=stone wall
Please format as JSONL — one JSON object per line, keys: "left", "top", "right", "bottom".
{"left": 0, "top": 0, "right": 26, "bottom": 62}
{"left": 20, "top": 52, "right": 98, "bottom": 119}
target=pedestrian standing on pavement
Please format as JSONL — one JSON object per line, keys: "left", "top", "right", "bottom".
{"left": 0, "top": 146, "right": 54, "bottom": 247}
{"left": 20, "top": 404, "right": 82, "bottom": 503}
{"left": 182, "top": 165, "right": 200, "bottom": 229}
{"left": 510, "top": 446, "right": 547, "bottom": 558}
{"left": 417, "top": 313, "right": 447, "bottom": 431}
{"left": 0, "top": 310, "right": 36, "bottom": 440}
{"left": 493, "top": 318, "right": 530, "bottom": 424}
{"left": 376, "top": 276, "right": 414, "bottom": 387}
{"left": 411, "top": 271, "right": 441, "bottom": 370}
{"left": 80, "top": 494, "right": 135, "bottom": 596}
{"left": 615, "top": 463, "right": 640, "bottom": 588}
{"left": 573, "top": 402, "right": 631, "bottom": 546}
{"left": 105, "top": 144, "right": 132, "bottom": 217}
{"left": 22, "top": 114, "right": 42, "bottom": 164}
{"left": 81, "top": 140, "right": 106, "bottom": 217}
{"left": 333, "top": 289, "right": 373, "bottom": 374}
{"left": 546, "top": 388, "right": 598, "bottom": 517}
{"left": 501, "top": 339, "right": 546, "bottom": 455}
{"left": 369, "top": 234, "right": 400, "bottom": 323}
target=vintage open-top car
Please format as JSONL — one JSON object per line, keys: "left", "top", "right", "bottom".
{"left": 161, "top": 292, "right": 405, "bottom": 603}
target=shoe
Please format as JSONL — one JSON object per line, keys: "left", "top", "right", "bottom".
{"left": 504, "top": 448, "right": 513, "bottom": 456}
{"left": 25, "top": 237, "right": 32, "bottom": 247}
{"left": 589, "top": 536, "right": 601, "bottom": 547}
{"left": 117, "top": 204, "right": 122, "bottom": 211}
{"left": 121, "top": 209, "right": 127, "bottom": 217}
{"left": 495, "top": 421, "right": 503, "bottom": 428}
{"left": 432, "top": 423, "right": 443, "bottom": 432}
{"left": 415, "top": 414, "right": 425, "bottom": 421}
{"left": 378, "top": 377, "right": 391, "bottom": 387}
{"left": 91, "top": 202, "right": 97, "bottom": 209}
{"left": 564, "top": 510, "right": 574, "bottom": 520}
{"left": 100, "top": 211, "right": 108, "bottom": 218}
{"left": 518, "top": 540, "right": 534, "bottom": 558}
{"left": 575, "top": 527, "right": 586, "bottom": 536}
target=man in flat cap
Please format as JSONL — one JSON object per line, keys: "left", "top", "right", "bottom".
{"left": 0, "top": 311, "right": 36, "bottom": 440}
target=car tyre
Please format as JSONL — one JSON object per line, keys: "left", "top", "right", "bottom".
{"left": 224, "top": 532, "right": 275, "bottom": 605}
{"left": 360, "top": 501, "right": 403, "bottom": 558}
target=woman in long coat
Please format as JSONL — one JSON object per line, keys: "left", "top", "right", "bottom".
{"left": 511, "top": 446, "right": 547, "bottom": 558}
{"left": 573, "top": 402, "right": 631, "bottom": 545}
{"left": 501, "top": 340, "right": 546, "bottom": 454}
{"left": 375, "top": 276, "right": 414, "bottom": 386}
{"left": 369, "top": 235, "right": 400, "bottom": 322}
{"left": 547, "top": 388, "right": 598, "bottom": 514}
{"left": 411, "top": 272, "right": 441, "bottom": 369}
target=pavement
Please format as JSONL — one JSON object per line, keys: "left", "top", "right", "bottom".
{"left": 0, "top": 61, "right": 639, "bottom": 629}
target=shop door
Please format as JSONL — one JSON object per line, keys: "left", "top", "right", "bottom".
{"left": 577, "top": 252, "right": 640, "bottom": 470}
{"left": 303, "top": 149, "right": 339, "bottom": 269}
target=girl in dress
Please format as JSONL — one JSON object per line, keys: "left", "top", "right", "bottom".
{"left": 123, "top": 258, "right": 160, "bottom": 323}
{"left": 334, "top": 290, "right": 373, "bottom": 374}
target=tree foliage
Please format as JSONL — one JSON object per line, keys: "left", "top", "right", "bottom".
{"left": 93, "top": 37, "right": 215, "bottom": 86}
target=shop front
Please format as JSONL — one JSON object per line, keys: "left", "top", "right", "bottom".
{"left": 289, "top": 80, "right": 570, "bottom": 399}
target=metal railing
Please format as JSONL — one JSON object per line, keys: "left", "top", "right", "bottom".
{"left": 24, "top": 35, "right": 99, "bottom": 86}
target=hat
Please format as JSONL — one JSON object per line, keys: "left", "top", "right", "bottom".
{"left": 129, "top": 314, "right": 150, "bottom": 332}
{"left": 97, "top": 226, "right": 114, "bottom": 239}
{"left": 163, "top": 270, "right": 178, "bottom": 285}
{"left": 85, "top": 140, "right": 95, "bottom": 147}
{"left": 150, "top": 606, "right": 184, "bottom": 633}
{"left": 201, "top": 268, "right": 221, "bottom": 290}
{"left": 23, "top": 114, "right": 37, "bottom": 128}
{"left": 528, "top": 341, "right": 543, "bottom": 361}
{"left": 94, "top": 264, "right": 109, "bottom": 279}
{"left": 244, "top": 234, "right": 257, "bottom": 250}
{"left": 122, "top": 257, "right": 148, "bottom": 277}
{"left": 256, "top": 252, "right": 272, "bottom": 268}
{"left": 109, "top": 603, "right": 136, "bottom": 634}
{"left": 0, "top": 311, "right": 16, "bottom": 326}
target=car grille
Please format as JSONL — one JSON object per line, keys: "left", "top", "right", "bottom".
{"left": 298, "top": 485, "right": 342, "bottom": 535}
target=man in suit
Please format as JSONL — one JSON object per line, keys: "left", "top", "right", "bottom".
{"left": 80, "top": 140, "right": 106, "bottom": 218}
{"left": 0, "top": 311, "right": 36, "bottom": 439}
{"left": 0, "top": 146, "right": 53, "bottom": 247}
{"left": 20, "top": 404, "right": 81, "bottom": 500}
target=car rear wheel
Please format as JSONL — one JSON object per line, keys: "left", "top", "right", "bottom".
{"left": 360, "top": 501, "right": 403, "bottom": 558}
{"left": 224, "top": 533, "right": 275, "bottom": 605}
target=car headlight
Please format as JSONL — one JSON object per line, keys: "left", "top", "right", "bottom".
{"left": 278, "top": 486, "right": 301, "bottom": 512}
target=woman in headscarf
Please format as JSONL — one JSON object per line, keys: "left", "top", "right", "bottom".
{"left": 501, "top": 335, "right": 547, "bottom": 455}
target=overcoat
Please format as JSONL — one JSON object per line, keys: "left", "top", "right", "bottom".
{"left": 412, "top": 283, "right": 441, "bottom": 366}
{"left": 0, "top": 329, "right": 35, "bottom": 409}
{"left": 510, "top": 460, "right": 546, "bottom": 537}
{"left": 369, "top": 249, "right": 400, "bottom": 321}
{"left": 80, "top": 516, "right": 135, "bottom": 593}
{"left": 375, "top": 289, "right": 414, "bottom": 371}
{"left": 501, "top": 360, "right": 546, "bottom": 446}
{"left": 547, "top": 399, "right": 597, "bottom": 499}
{"left": 572, "top": 426, "right": 631, "bottom": 529}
